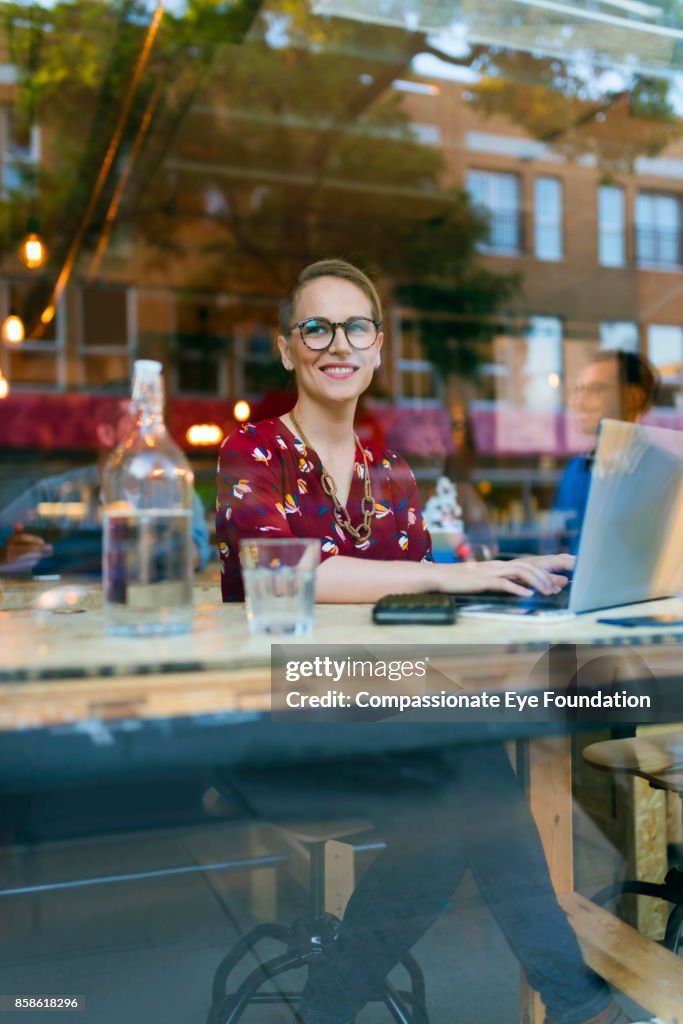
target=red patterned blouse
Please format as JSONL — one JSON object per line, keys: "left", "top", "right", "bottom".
{"left": 216, "top": 418, "right": 433, "bottom": 602}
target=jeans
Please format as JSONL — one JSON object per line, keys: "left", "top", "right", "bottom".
{"left": 220, "top": 742, "right": 612, "bottom": 1024}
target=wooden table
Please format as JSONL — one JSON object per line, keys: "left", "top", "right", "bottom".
{"left": 2, "top": 578, "right": 683, "bottom": 1021}
{"left": 2, "top": 578, "right": 683, "bottom": 729}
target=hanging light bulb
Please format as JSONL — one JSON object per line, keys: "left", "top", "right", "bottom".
{"left": 233, "top": 400, "right": 251, "bottom": 422}
{"left": 0, "top": 372, "right": 8, "bottom": 399}
{"left": 2, "top": 312, "right": 25, "bottom": 346}
{"left": 19, "top": 217, "right": 47, "bottom": 270}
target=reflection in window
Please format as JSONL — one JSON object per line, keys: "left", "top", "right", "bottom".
{"left": 0, "top": 107, "right": 40, "bottom": 195}
{"left": 175, "top": 304, "right": 227, "bottom": 396}
{"left": 79, "top": 285, "right": 131, "bottom": 389}
{"left": 6, "top": 281, "right": 57, "bottom": 344}
{"left": 81, "top": 286, "right": 129, "bottom": 349}
{"left": 241, "top": 325, "right": 279, "bottom": 397}
{"left": 600, "top": 321, "right": 639, "bottom": 353}
{"left": 648, "top": 324, "right": 683, "bottom": 408}
{"left": 636, "top": 193, "right": 681, "bottom": 267}
{"left": 534, "top": 177, "right": 563, "bottom": 261}
{"left": 396, "top": 319, "right": 439, "bottom": 403}
{"left": 523, "top": 316, "right": 563, "bottom": 411}
{"left": 598, "top": 185, "right": 625, "bottom": 267}
{"left": 467, "top": 170, "right": 520, "bottom": 255}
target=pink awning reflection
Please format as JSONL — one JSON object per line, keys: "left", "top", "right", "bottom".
{"left": 470, "top": 402, "right": 683, "bottom": 456}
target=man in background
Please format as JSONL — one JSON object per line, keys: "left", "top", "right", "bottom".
{"left": 553, "top": 349, "right": 658, "bottom": 552}
{"left": 0, "top": 400, "right": 211, "bottom": 574}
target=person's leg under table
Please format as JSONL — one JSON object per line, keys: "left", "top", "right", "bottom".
{"left": 451, "top": 742, "right": 617, "bottom": 1024}
{"left": 300, "top": 742, "right": 617, "bottom": 1024}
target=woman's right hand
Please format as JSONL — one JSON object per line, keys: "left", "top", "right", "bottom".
{"left": 433, "top": 558, "right": 570, "bottom": 597}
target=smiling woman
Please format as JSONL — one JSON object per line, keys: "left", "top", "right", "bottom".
{"left": 215, "top": 258, "right": 574, "bottom": 603}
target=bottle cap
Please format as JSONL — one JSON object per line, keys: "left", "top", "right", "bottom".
{"left": 133, "top": 359, "right": 162, "bottom": 381}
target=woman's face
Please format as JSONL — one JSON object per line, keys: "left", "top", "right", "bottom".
{"left": 277, "top": 275, "right": 383, "bottom": 409}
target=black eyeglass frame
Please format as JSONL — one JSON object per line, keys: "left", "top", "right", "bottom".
{"left": 289, "top": 316, "right": 382, "bottom": 351}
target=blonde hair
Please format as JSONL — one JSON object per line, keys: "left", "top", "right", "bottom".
{"left": 279, "top": 258, "right": 382, "bottom": 335}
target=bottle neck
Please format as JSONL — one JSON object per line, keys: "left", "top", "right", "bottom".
{"left": 132, "top": 373, "right": 165, "bottom": 436}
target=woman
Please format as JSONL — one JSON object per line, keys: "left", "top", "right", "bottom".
{"left": 216, "top": 257, "right": 573, "bottom": 603}
{"left": 215, "top": 260, "right": 633, "bottom": 1024}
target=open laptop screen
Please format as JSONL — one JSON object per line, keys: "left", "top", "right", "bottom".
{"left": 570, "top": 419, "right": 683, "bottom": 613}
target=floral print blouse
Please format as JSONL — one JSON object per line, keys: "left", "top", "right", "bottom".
{"left": 216, "top": 417, "right": 433, "bottom": 601}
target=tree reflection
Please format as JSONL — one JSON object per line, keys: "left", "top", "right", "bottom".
{"left": 468, "top": 50, "right": 681, "bottom": 174}
{"left": 1, "top": 0, "right": 517, "bottom": 375}
{"left": 2, "top": 0, "right": 679, "bottom": 378}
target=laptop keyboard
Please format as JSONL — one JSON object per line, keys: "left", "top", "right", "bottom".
{"left": 453, "top": 587, "right": 571, "bottom": 611}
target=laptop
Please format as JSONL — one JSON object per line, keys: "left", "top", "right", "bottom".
{"left": 456, "top": 418, "right": 683, "bottom": 615}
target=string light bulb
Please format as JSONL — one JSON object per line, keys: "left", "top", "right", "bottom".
{"left": 186, "top": 424, "right": 224, "bottom": 447}
{"left": 0, "top": 372, "right": 9, "bottom": 399}
{"left": 2, "top": 313, "right": 25, "bottom": 346}
{"left": 19, "top": 218, "right": 47, "bottom": 270}
{"left": 233, "top": 400, "right": 251, "bottom": 422}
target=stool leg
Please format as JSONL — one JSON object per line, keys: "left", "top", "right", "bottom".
{"left": 309, "top": 841, "right": 325, "bottom": 917}
{"left": 210, "top": 922, "right": 290, "bottom": 1007}
{"left": 591, "top": 879, "right": 669, "bottom": 906}
{"left": 210, "top": 949, "right": 318, "bottom": 1024}
{"left": 399, "top": 953, "right": 429, "bottom": 1024}
{"left": 663, "top": 901, "right": 683, "bottom": 954}
{"left": 382, "top": 980, "right": 414, "bottom": 1024}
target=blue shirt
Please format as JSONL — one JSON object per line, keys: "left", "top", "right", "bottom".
{"left": 552, "top": 454, "right": 593, "bottom": 554}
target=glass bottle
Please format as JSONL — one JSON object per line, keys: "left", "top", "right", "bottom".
{"left": 102, "top": 360, "right": 194, "bottom": 635}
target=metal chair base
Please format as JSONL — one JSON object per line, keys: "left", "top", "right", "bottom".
{"left": 592, "top": 864, "right": 683, "bottom": 953}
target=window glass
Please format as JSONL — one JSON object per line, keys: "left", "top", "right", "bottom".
{"left": 600, "top": 322, "right": 639, "bottom": 353}
{"left": 523, "top": 317, "right": 563, "bottom": 411}
{"left": 7, "top": 281, "right": 57, "bottom": 344}
{"left": 534, "top": 177, "right": 563, "bottom": 261}
{"left": 467, "top": 170, "right": 521, "bottom": 255}
{"left": 648, "top": 324, "right": 683, "bottom": 376}
{"left": 1, "top": 0, "right": 683, "bottom": 572}
{"left": 598, "top": 185, "right": 625, "bottom": 267}
{"left": 1, "top": 107, "right": 40, "bottom": 194}
{"left": 81, "top": 286, "right": 129, "bottom": 349}
{"left": 648, "top": 324, "right": 683, "bottom": 408}
{"left": 173, "top": 301, "right": 229, "bottom": 396}
{"left": 636, "top": 193, "right": 680, "bottom": 267}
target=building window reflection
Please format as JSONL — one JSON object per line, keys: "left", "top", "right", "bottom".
{"left": 647, "top": 324, "right": 683, "bottom": 408}
{"left": 174, "top": 302, "right": 228, "bottom": 397}
{"left": 600, "top": 321, "right": 639, "bottom": 353}
{"left": 534, "top": 177, "right": 563, "bottom": 262}
{"left": 0, "top": 106, "right": 40, "bottom": 196}
{"left": 523, "top": 316, "right": 563, "bottom": 411}
{"left": 467, "top": 170, "right": 521, "bottom": 256}
{"left": 598, "top": 185, "right": 626, "bottom": 268}
{"left": 79, "top": 285, "right": 132, "bottom": 389}
{"left": 636, "top": 192, "right": 681, "bottom": 268}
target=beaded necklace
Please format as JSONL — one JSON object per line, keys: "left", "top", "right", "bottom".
{"left": 289, "top": 410, "right": 376, "bottom": 542}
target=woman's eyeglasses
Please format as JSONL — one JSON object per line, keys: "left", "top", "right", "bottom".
{"left": 289, "top": 316, "right": 381, "bottom": 351}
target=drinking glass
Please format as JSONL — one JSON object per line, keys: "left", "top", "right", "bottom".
{"left": 239, "top": 538, "right": 320, "bottom": 636}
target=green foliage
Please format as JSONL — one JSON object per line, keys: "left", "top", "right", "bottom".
{"left": 397, "top": 271, "right": 520, "bottom": 381}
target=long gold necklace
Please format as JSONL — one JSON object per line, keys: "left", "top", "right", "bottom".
{"left": 289, "top": 410, "right": 376, "bottom": 542}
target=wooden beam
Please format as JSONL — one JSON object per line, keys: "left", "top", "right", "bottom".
{"left": 559, "top": 892, "right": 683, "bottom": 1024}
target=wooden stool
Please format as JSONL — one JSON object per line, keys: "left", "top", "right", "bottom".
{"left": 206, "top": 820, "right": 429, "bottom": 1024}
{"left": 583, "top": 733, "right": 683, "bottom": 952}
